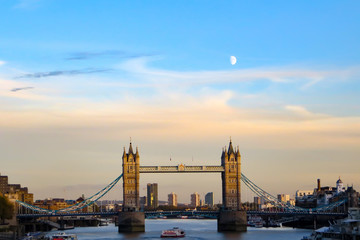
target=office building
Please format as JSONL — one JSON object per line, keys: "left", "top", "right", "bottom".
{"left": 147, "top": 183, "right": 158, "bottom": 209}
{"left": 205, "top": 192, "right": 214, "bottom": 207}
{"left": 168, "top": 192, "right": 177, "bottom": 207}
{"left": 277, "top": 194, "right": 290, "bottom": 202}
{"left": 191, "top": 192, "right": 200, "bottom": 207}
{"left": 0, "top": 174, "right": 9, "bottom": 195}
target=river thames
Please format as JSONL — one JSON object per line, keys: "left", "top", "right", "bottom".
{"left": 48, "top": 219, "right": 313, "bottom": 240}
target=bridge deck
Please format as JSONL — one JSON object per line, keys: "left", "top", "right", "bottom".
{"left": 139, "top": 165, "right": 224, "bottom": 173}
{"left": 17, "top": 211, "right": 347, "bottom": 219}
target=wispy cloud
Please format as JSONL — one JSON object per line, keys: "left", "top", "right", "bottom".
{"left": 0, "top": 61, "right": 5, "bottom": 66}
{"left": 118, "top": 58, "right": 360, "bottom": 89}
{"left": 284, "top": 105, "right": 329, "bottom": 120}
{"left": 10, "top": 86, "right": 34, "bottom": 92}
{"left": 0, "top": 77, "right": 59, "bottom": 101}
{"left": 65, "top": 50, "right": 156, "bottom": 60}
{"left": 15, "top": 68, "right": 111, "bottom": 79}
{"left": 2, "top": 59, "right": 360, "bottom": 141}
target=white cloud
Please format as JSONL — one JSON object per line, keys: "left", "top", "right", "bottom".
{"left": 0, "top": 60, "right": 6, "bottom": 66}
{"left": 1, "top": 58, "right": 359, "bottom": 147}
{"left": 117, "top": 58, "right": 360, "bottom": 89}
{"left": 284, "top": 105, "right": 329, "bottom": 120}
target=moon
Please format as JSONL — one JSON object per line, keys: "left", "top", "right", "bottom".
{"left": 230, "top": 56, "right": 237, "bottom": 65}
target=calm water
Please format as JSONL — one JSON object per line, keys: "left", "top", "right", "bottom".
{"left": 50, "top": 219, "right": 312, "bottom": 240}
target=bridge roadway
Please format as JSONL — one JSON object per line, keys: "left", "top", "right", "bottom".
{"left": 17, "top": 210, "right": 347, "bottom": 219}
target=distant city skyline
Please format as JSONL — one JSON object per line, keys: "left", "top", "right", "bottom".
{"left": 0, "top": 171, "right": 352, "bottom": 206}
{"left": 1, "top": 1, "right": 359, "bottom": 204}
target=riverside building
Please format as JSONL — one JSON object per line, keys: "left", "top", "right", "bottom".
{"left": 191, "top": 192, "right": 200, "bottom": 207}
{"left": 147, "top": 183, "right": 158, "bottom": 209}
{"left": 205, "top": 192, "right": 214, "bottom": 207}
{"left": 168, "top": 192, "right": 177, "bottom": 207}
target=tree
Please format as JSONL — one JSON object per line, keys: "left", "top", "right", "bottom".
{"left": 0, "top": 195, "right": 14, "bottom": 224}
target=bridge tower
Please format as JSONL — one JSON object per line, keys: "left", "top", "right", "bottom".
{"left": 221, "top": 139, "right": 242, "bottom": 210}
{"left": 218, "top": 139, "right": 247, "bottom": 232}
{"left": 119, "top": 142, "right": 144, "bottom": 233}
{"left": 122, "top": 142, "right": 140, "bottom": 211}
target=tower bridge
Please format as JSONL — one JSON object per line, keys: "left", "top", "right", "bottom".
{"left": 15, "top": 139, "right": 348, "bottom": 233}
{"left": 120, "top": 139, "right": 245, "bottom": 232}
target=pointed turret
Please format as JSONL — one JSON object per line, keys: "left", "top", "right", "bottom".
{"left": 228, "top": 138, "right": 234, "bottom": 155}
{"left": 135, "top": 146, "right": 139, "bottom": 158}
{"left": 122, "top": 147, "right": 128, "bottom": 162}
{"left": 122, "top": 147, "right": 127, "bottom": 158}
{"left": 128, "top": 141, "right": 134, "bottom": 155}
{"left": 236, "top": 146, "right": 241, "bottom": 157}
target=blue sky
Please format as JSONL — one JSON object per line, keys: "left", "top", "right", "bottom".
{"left": 1, "top": 0, "right": 360, "bottom": 203}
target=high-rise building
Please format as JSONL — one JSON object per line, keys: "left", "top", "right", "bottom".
{"left": 191, "top": 192, "right": 200, "bottom": 207}
{"left": 168, "top": 192, "right": 177, "bottom": 207}
{"left": 277, "top": 194, "right": 290, "bottom": 202}
{"left": 254, "top": 196, "right": 265, "bottom": 205}
{"left": 0, "top": 174, "right": 9, "bottom": 195}
{"left": 205, "top": 192, "right": 214, "bottom": 207}
{"left": 147, "top": 183, "right": 158, "bottom": 209}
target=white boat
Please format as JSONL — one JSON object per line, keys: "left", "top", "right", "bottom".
{"left": 49, "top": 232, "right": 78, "bottom": 240}
{"left": 248, "top": 215, "right": 264, "bottom": 228}
{"left": 161, "top": 227, "right": 185, "bottom": 238}
{"left": 99, "top": 219, "right": 109, "bottom": 226}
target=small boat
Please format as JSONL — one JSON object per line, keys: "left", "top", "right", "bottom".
{"left": 161, "top": 227, "right": 185, "bottom": 238}
{"left": 248, "top": 215, "right": 264, "bottom": 228}
{"left": 49, "top": 232, "right": 78, "bottom": 240}
{"left": 99, "top": 219, "right": 109, "bottom": 226}
{"left": 254, "top": 222, "right": 263, "bottom": 228}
